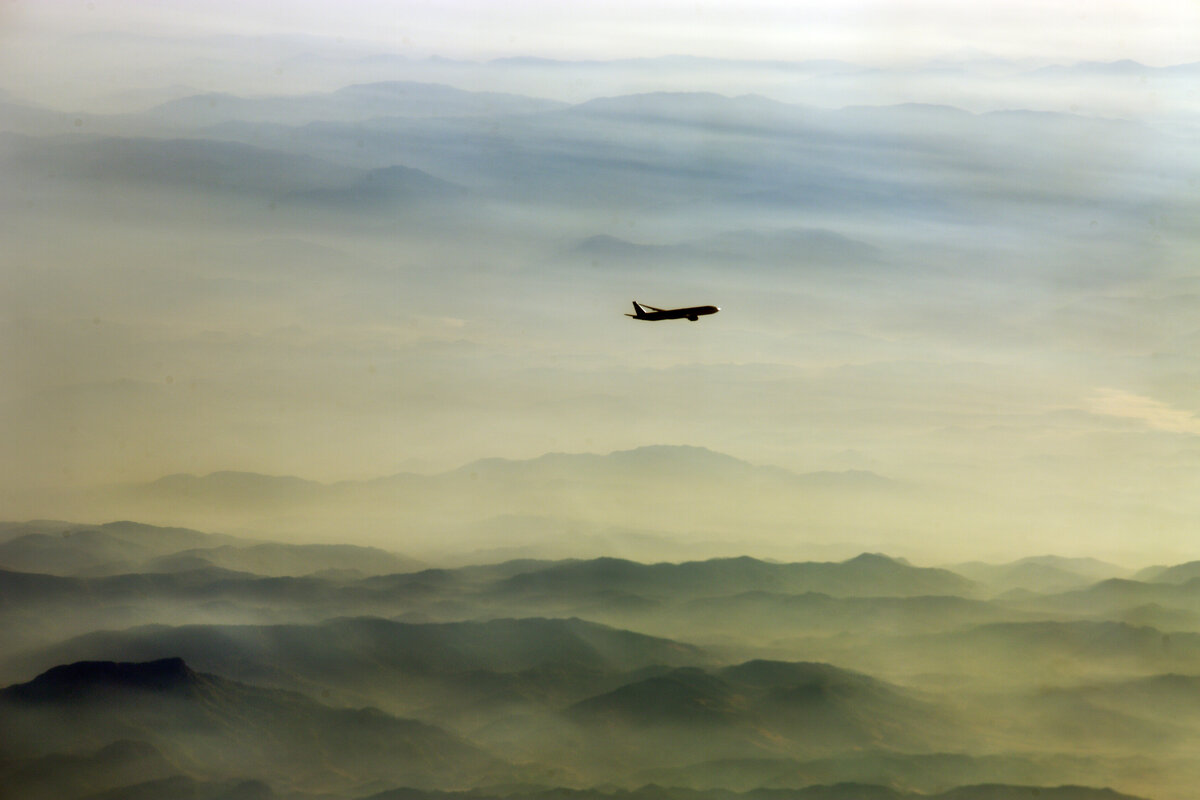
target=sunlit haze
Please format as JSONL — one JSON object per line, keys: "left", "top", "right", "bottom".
{"left": 2, "top": 0, "right": 1199, "bottom": 566}
{"left": 7, "top": 5, "right": 1200, "bottom": 800}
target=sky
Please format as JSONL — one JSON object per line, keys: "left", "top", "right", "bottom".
{"left": 4, "top": 0, "right": 1200, "bottom": 109}
{"left": 6, "top": 0, "right": 1200, "bottom": 63}
{"left": 2, "top": 1, "right": 1199, "bottom": 563}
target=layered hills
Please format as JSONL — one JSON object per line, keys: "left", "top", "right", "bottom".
{"left": 0, "top": 658, "right": 503, "bottom": 794}
{"left": 3, "top": 40, "right": 1197, "bottom": 800}
{"left": 3, "top": 520, "right": 1192, "bottom": 798}
{"left": 0, "top": 519, "right": 423, "bottom": 577}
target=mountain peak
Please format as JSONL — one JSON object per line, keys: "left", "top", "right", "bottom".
{"left": 844, "top": 552, "right": 900, "bottom": 566}
{"left": 6, "top": 658, "right": 198, "bottom": 702}
{"left": 610, "top": 444, "right": 737, "bottom": 463}
{"left": 721, "top": 658, "right": 871, "bottom": 689}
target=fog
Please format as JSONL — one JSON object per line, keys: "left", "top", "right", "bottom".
{"left": 2, "top": 3, "right": 1200, "bottom": 799}
{"left": 3, "top": 62, "right": 1198, "bottom": 561}
{"left": 7, "top": 522, "right": 1200, "bottom": 799}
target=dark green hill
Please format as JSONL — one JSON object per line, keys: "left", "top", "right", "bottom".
{"left": 570, "top": 667, "right": 741, "bottom": 727}
{"left": 0, "top": 658, "right": 501, "bottom": 794}
{"left": 740, "top": 662, "right": 958, "bottom": 752}
{"left": 935, "top": 788, "right": 1147, "bottom": 800}
{"left": 11, "top": 617, "right": 708, "bottom": 716}
{"left": 498, "top": 553, "right": 975, "bottom": 600}
{"left": 565, "top": 659, "right": 964, "bottom": 765}
{"left": 720, "top": 659, "right": 883, "bottom": 689}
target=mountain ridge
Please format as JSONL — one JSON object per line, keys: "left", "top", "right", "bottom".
{"left": 0, "top": 657, "right": 504, "bottom": 791}
{"left": 125, "top": 444, "right": 893, "bottom": 495}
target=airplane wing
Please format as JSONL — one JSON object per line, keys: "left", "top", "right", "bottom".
{"left": 641, "top": 304, "right": 666, "bottom": 312}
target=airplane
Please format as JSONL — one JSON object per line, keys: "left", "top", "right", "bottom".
{"left": 625, "top": 301, "right": 720, "bottom": 321}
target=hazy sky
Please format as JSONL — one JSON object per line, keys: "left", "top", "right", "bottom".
{"left": 2, "top": 0, "right": 1199, "bottom": 562}
{"left": 2, "top": 1, "right": 1198, "bottom": 113}
{"left": 7, "top": 0, "right": 1200, "bottom": 64}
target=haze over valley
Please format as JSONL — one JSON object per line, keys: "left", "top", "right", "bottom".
{"left": 3, "top": 2, "right": 1200, "bottom": 799}
{"left": 7, "top": 518, "right": 1200, "bottom": 799}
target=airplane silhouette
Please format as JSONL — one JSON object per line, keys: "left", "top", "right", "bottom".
{"left": 626, "top": 301, "right": 720, "bottom": 321}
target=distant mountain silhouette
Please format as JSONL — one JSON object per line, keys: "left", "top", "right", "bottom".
{"left": 568, "top": 91, "right": 793, "bottom": 126}
{"left": 452, "top": 444, "right": 799, "bottom": 482}
{"left": 121, "top": 445, "right": 861, "bottom": 505}
{"left": 1007, "top": 577, "right": 1200, "bottom": 618}
{"left": 1135, "top": 560, "right": 1200, "bottom": 584}
{"left": 495, "top": 553, "right": 974, "bottom": 599}
{"left": 86, "top": 445, "right": 899, "bottom": 545}
{"left": 292, "top": 164, "right": 467, "bottom": 208}
{"left": 1027, "top": 59, "right": 1181, "bottom": 78}
{"left": 0, "top": 521, "right": 245, "bottom": 576}
{"left": 947, "top": 556, "right": 1129, "bottom": 595}
{"left": 148, "top": 81, "right": 566, "bottom": 127}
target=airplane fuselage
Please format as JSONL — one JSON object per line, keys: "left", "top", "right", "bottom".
{"left": 626, "top": 301, "right": 719, "bottom": 321}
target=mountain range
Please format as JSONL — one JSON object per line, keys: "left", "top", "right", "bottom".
{"left": 3, "top": 520, "right": 1195, "bottom": 798}
{"left": 1, "top": 79, "right": 1170, "bottom": 224}
{"left": 3, "top": 51, "right": 1197, "bottom": 799}
{"left": 0, "top": 519, "right": 422, "bottom": 577}
{"left": 14, "top": 446, "right": 905, "bottom": 557}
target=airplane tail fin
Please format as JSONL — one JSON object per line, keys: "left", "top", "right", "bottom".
{"left": 626, "top": 301, "right": 646, "bottom": 318}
